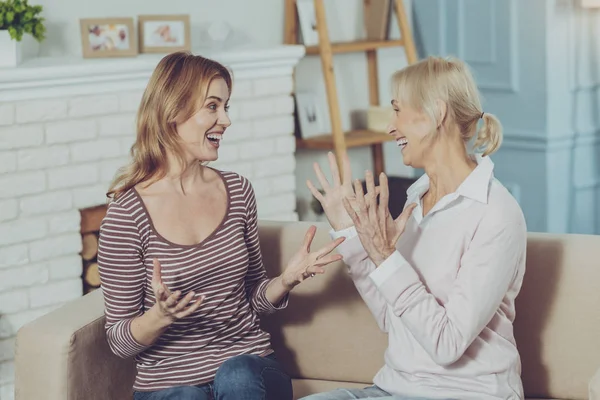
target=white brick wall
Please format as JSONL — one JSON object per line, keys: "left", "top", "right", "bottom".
{"left": 0, "top": 72, "right": 299, "bottom": 395}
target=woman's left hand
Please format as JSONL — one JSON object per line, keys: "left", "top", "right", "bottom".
{"left": 280, "top": 225, "right": 346, "bottom": 290}
{"left": 342, "top": 171, "right": 417, "bottom": 267}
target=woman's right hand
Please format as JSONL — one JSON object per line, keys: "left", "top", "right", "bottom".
{"left": 150, "top": 258, "right": 204, "bottom": 325}
{"left": 307, "top": 151, "right": 357, "bottom": 231}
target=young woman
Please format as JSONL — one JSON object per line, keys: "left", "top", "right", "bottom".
{"left": 97, "top": 51, "right": 345, "bottom": 400}
{"left": 304, "top": 56, "right": 527, "bottom": 400}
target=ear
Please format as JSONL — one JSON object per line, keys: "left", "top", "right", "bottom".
{"left": 436, "top": 99, "right": 448, "bottom": 129}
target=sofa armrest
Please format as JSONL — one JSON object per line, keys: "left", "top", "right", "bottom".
{"left": 14, "top": 289, "right": 136, "bottom": 400}
{"left": 591, "top": 367, "right": 600, "bottom": 400}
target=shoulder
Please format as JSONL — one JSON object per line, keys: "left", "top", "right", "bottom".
{"left": 216, "top": 169, "right": 254, "bottom": 195}
{"left": 480, "top": 178, "right": 527, "bottom": 235}
{"left": 103, "top": 188, "right": 143, "bottom": 227}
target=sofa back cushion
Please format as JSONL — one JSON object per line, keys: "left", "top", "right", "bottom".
{"left": 258, "top": 221, "right": 600, "bottom": 399}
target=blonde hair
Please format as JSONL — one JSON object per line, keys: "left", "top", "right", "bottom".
{"left": 107, "top": 51, "right": 232, "bottom": 200}
{"left": 391, "top": 56, "right": 502, "bottom": 156}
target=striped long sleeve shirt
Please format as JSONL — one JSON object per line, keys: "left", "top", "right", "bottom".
{"left": 97, "top": 170, "right": 287, "bottom": 392}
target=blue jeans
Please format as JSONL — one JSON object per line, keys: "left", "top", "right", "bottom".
{"left": 133, "top": 353, "right": 292, "bottom": 400}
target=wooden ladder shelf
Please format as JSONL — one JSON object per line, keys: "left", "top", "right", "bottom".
{"left": 285, "top": 0, "right": 418, "bottom": 175}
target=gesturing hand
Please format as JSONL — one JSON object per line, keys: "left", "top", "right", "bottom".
{"left": 151, "top": 258, "right": 204, "bottom": 324}
{"left": 307, "top": 151, "right": 364, "bottom": 231}
{"left": 342, "top": 171, "right": 416, "bottom": 267}
{"left": 280, "top": 225, "right": 346, "bottom": 290}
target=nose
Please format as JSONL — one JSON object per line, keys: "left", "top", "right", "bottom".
{"left": 219, "top": 110, "right": 231, "bottom": 128}
{"left": 386, "top": 124, "right": 396, "bottom": 136}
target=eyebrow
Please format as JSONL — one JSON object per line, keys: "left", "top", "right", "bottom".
{"left": 207, "top": 96, "right": 223, "bottom": 102}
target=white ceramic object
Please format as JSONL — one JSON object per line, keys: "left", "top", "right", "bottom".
{"left": 0, "top": 30, "right": 22, "bottom": 68}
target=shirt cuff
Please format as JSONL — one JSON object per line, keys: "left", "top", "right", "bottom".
{"left": 329, "top": 226, "right": 358, "bottom": 240}
{"left": 110, "top": 319, "right": 150, "bottom": 358}
{"left": 254, "top": 278, "right": 289, "bottom": 314}
{"left": 369, "top": 250, "right": 422, "bottom": 315}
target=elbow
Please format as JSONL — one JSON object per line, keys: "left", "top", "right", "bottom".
{"left": 431, "top": 351, "right": 463, "bottom": 367}
{"left": 106, "top": 335, "right": 131, "bottom": 359}
{"left": 427, "top": 342, "right": 468, "bottom": 366}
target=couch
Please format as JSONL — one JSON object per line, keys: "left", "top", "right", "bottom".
{"left": 14, "top": 220, "right": 600, "bottom": 399}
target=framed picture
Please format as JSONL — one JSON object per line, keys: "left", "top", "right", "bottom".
{"left": 138, "top": 15, "right": 191, "bottom": 53}
{"left": 295, "top": 92, "right": 327, "bottom": 139}
{"left": 296, "top": 0, "right": 319, "bottom": 46}
{"left": 80, "top": 18, "right": 137, "bottom": 58}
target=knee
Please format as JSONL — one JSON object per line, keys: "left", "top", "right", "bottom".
{"left": 214, "top": 354, "right": 262, "bottom": 387}
{"left": 214, "top": 354, "right": 292, "bottom": 398}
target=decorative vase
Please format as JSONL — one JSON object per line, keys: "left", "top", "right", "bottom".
{"left": 0, "top": 30, "right": 22, "bottom": 68}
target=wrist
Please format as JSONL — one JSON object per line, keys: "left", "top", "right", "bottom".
{"left": 148, "top": 304, "right": 173, "bottom": 328}
{"left": 373, "top": 248, "right": 395, "bottom": 267}
{"left": 330, "top": 219, "right": 354, "bottom": 231}
{"left": 277, "top": 274, "right": 295, "bottom": 292}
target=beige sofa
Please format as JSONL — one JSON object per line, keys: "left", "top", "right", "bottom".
{"left": 14, "top": 220, "right": 600, "bottom": 400}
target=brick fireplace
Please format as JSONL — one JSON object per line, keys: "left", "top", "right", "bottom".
{"left": 0, "top": 45, "right": 304, "bottom": 399}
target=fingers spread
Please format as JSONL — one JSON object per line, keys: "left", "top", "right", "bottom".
{"left": 152, "top": 258, "right": 162, "bottom": 283}
{"left": 315, "top": 236, "right": 345, "bottom": 259}
{"left": 342, "top": 151, "right": 352, "bottom": 186}
{"left": 306, "top": 180, "right": 325, "bottom": 203}
{"left": 313, "top": 162, "right": 331, "bottom": 192}
{"left": 342, "top": 197, "right": 360, "bottom": 226}
{"left": 302, "top": 225, "right": 317, "bottom": 252}
{"left": 328, "top": 151, "right": 341, "bottom": 187}
{"left": 314, "top": 253, "right": 343, "bottom": 267}
{"left": 353, "top": 179, "right": 366, "bottom": 211}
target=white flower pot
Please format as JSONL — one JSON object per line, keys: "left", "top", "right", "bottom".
{"left": 0, "top": 30, "right": 23, "bottom": 68}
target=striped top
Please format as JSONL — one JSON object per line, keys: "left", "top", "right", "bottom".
{"left": 97, "top": 170, "right": 287, "bottom": 392}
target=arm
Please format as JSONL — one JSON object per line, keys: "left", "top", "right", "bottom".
{"left": 331, "top": 226, "right": 390, "bottom": 332}
{"left": 97, "top": 202, "right": 167, "bottom": 358}
{"left": 369, "top": 215, "right": 527, "bottom": 366}
{"left": 242, "top": 178, "right": 289, "bottom": 313}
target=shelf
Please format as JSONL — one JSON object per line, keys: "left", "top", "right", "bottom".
{"left": 296, "top": 129, "right": 395, "bottom": 150}
{"left": 305, "top": 39, "right": 405, "bottom": 55}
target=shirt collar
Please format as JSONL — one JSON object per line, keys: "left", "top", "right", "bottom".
{"left": 406, "top": 154, "right": 495, "bottom": 205}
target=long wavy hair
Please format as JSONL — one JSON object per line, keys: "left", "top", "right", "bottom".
{"left": 107, "top": 51, "right": 232, "bottom": 200}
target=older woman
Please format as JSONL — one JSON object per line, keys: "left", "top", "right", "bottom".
{"left": 304, "top": 56, "right": 527, "bottom": 400}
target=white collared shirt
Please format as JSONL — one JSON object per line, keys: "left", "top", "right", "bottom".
{"left": 331, "top": 155, "right": 527, "bottom": 400}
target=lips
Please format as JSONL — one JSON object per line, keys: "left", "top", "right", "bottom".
{"left": 396, "top": 137, "right": 407, "bottom": 148}
{"left": 206, "top": 131, "right": 223, "bottom": 148}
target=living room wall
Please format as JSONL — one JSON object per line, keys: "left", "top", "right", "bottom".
{"left": 28, "top": 0, "right": 417, "bottom": 222}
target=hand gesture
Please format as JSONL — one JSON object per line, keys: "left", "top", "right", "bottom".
{"left": 307, "top": 151, "right": 361, "bottom": 231}
{"left": 151, "top": 258, "right": 204, "bottom": 324}
{"left": 342, "top": 171, "right": 416, "bottom": 267}
{"left": 280, "top": 225, "right": 345, "bottom": 290}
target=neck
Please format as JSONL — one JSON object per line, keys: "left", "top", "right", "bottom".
{"left": 163, "top": 153, "right": 207, "bottom": 193}
{"left": 423, "top": 132, "right": 477, "bottom": 201}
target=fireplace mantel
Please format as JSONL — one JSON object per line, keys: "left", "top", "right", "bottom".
{"left": 0, "top": 45, "right": 305, "bottom": 102}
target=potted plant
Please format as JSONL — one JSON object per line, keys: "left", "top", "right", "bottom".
{"left": 0, "top": 0, "right": 45, "bottom": 67}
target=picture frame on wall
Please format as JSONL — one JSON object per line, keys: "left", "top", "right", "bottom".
{"left": 80, "top": 18, "right": 137, "bottom": 58}
{"left": 296, "top": 0, "right": 319, "bottom": 46}
{"left": 295, "top": 92, "right": 327, "bottom": 139}
{"left": 138, "top": 15, "right": 191, "bottom": 53}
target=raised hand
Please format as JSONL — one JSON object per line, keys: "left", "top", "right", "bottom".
{"left": 151, "top": 258, "right": 204, "bottom": 323}
{"left": 307, "top": 151, "right": 359, "bottom": 231}
{"left": 280, "top": 225, "right": 345, "bottom": 290}
{"left": 342, "top": 171, "right": 416, "bottom": 267}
